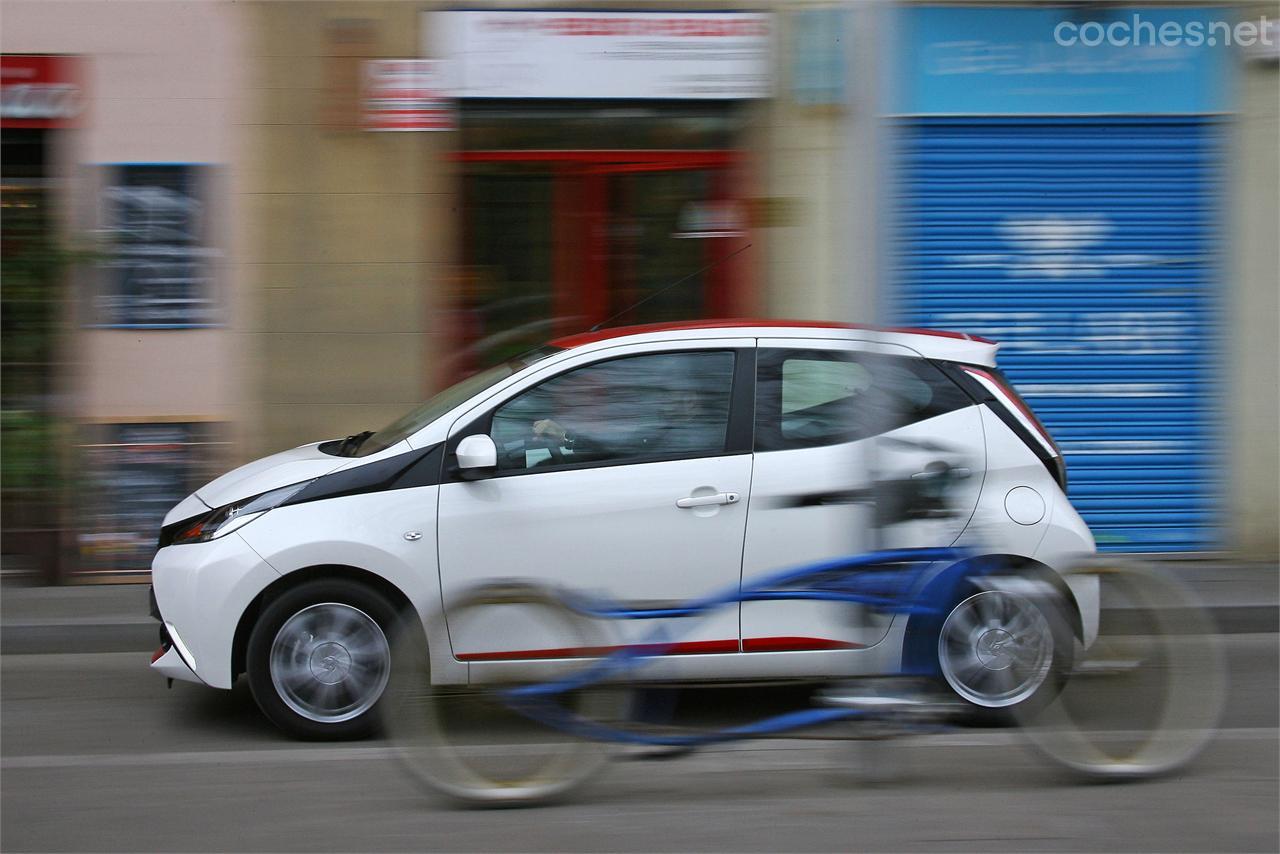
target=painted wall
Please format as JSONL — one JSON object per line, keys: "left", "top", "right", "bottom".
{"left": 1228, "top": 2, "right": 1280, "bottom": 559}
{"left": 1, "top": 0, "right": 248, "bottom": 440}
{"left": 240, "top": 1, "right": 450, "bottom": 456}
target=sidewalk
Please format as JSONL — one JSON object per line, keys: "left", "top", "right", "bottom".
{"left": 1, "top": 583, "right": 155, "bottom": 655}
{"left": 1, "top": 562, "right": 1276, "bottom": 656}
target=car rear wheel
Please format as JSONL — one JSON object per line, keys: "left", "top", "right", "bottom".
{"left": 1015, "top": 560, "right": 1225, "bottom": 779}
{"left": 937, "top": 586, "right": 1072, "bottom": 716}
{"left": 247, "top": 579, "right": 399, "bottom": 740}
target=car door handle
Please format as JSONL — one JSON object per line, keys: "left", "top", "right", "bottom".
{"left": 911, "top": 467, "right": 971, "bottom": 480}
{"left": 676, "top": 492, "right": 740, "bottom": 509}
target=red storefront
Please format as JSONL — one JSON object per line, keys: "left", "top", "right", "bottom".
{"left": 428, "top": 10, "right": 769, "bottom": 373}
{"left": 1, "top": 54, "right": 84, "bottom": 130}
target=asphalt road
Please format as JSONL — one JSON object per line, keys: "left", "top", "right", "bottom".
{"left": 2, "top": 635, "right": 1277, "bottom": 853}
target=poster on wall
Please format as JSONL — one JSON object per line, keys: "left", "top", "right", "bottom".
{"left": 425, "top": 10, "right": 773, "bottom": 100}
{"left": 363, "top": 59, "right": 453, "bottom": 130}
{"left": 89, "top": 164, "right": 222, "bottom": 328}
{"left": 77, "top": 423, "right": 219, "bottom": 576}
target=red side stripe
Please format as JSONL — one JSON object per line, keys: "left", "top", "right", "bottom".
{"left": 742, "top": 636, "right": 866, "bottom": 652}
{"left": 456, "top": 636, "right": 863, "bottom": 662}
{"left": 457, "top": 639, "right": 738, "bottom": 662}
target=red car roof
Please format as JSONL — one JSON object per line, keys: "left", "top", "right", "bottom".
{"left": 550, "top": 319, "right": 993, "bottom": 350}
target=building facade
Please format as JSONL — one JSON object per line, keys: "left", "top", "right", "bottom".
{"left": 238, "top": 1, "right": 859, "bottom": 456}
{"left": 1, "top": 1, "right": 1275, "bottom": 580}
{"left": 2, "top": 1, "right": 249, "bottom": 580}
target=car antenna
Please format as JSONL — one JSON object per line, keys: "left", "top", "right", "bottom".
{"left": 588, "top": 242, "right": 753, "bottom": 332}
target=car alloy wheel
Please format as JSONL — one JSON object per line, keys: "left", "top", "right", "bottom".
{"left": 938, "top": 589, "right": 1055, "bottom": 708}
{"left": 247, "top": 577, "right": 403, "bottom": 739}
{"left": 268, "top": 602, "right": 392, "bottom": 724}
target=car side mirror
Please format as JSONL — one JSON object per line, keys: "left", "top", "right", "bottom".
{"left": 455, "top": 434, "right": 497, "bottom": 480}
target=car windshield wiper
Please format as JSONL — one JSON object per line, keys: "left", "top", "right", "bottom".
{"left": 337, "top": 430, "right": 374, "bottom": 457}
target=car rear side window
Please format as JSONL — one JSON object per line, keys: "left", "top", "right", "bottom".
{"left": 755, "top": 348, "right": 971, "bottom": 451}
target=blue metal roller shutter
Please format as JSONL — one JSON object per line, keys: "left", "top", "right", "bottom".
{"left": 893, "top": 117, "right": 1223, "bottom": 553}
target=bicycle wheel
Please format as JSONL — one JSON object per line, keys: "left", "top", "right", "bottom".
{"left": 383, "top": 583, "right": 620, "bottom": 806}
{"left": 1016, "top": 561, "right": 1225, "bottom": 779}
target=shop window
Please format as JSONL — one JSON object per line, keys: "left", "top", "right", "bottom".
{"left": 460, "top": 102, "right": 745, "bottom": 151}
{"left": 89, "top": 164, "right": 222, "bottom": 328}
{"left": 76, "top": 422, "right": 225, "bottom": 576}
{"left": 452, "top": 104, "right": 751, "bottom": 377}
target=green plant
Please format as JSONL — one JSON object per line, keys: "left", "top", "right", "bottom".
{"left": 1, "top": 194, "right": 95, "bottom": 515}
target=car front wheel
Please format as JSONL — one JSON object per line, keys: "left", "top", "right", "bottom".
{"left": 247, "top": 579, "right": 399, "bottom": 740}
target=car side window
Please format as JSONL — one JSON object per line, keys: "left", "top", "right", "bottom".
{"left": 489, "top": 350, "right": 737, "bottom": 473}
{"left": 755, "top": 348, "right": 971, "bottom": 451}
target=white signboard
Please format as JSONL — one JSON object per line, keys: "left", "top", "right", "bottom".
{"left": 425, "top": 11, "right": 772, "bottom": 100}
{"left": 363, "top": 59, "right": 453, "bottom": 131}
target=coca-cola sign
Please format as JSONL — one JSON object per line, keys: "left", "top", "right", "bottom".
{"left": 2, "top": 55, "right": 84, "bottom": 128}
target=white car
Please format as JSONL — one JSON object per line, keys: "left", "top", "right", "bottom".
{"left": 149, "top": 320, "right": 1097, "bottom": 739}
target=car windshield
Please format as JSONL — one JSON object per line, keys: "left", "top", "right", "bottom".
{"left": 353, "top": 346, "right": 562, "bottom": 457}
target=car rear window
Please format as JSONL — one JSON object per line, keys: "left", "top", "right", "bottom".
{"left": 756, "top": 349, "right": 971, "bottom": 451}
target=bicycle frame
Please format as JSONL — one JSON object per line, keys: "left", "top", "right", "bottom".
{"left": 495, "top": 546, "right": 976, "bottom": 748}
{"left": 393, "top": 551, "right": 1221, "bottom": 804}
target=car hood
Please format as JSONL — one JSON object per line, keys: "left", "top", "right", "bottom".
{"left": 193, "top": 442, "right": 349, "bottom": 509}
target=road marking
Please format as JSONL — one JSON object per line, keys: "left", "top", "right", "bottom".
{"left": 2, "top": 728, "right": 1275, "bottom": 770}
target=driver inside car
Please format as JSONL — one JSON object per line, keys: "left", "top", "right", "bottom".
{"left": 529, "top": 386, "right": 724, "bottom": 464}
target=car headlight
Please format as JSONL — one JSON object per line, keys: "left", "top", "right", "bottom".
{"left": 165, "top": 481, "right": 313, "bottom": 546}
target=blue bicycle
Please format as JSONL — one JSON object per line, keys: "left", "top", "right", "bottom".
{"left": 385, "top": 549, "right": 1224, "bottom": 806}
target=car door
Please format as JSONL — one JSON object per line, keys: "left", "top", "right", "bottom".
{"left": 437, "top": 341, "right": 755, "bottom": 667}
{"left": 739, "top": 340, "right": 985, "bottom": 656}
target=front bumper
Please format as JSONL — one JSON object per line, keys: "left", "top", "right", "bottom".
{"left": 150, "top": 621, "right": 202, "bottom": 685}
{"left": 149, "top": 531, "right": 281, "bottom": 689}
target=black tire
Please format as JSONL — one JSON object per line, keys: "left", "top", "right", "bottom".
{"left": 246, "top": 578, "right": 401, "bottom": 740}
{"left": 935, "top": 579, "right": 1075, "bottom": 722}
{"left": 1016, "top": 560, "right": 1225, "bottom": 779}
{"left": 384, "top": 581, "right": 616, "bottom": 806}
